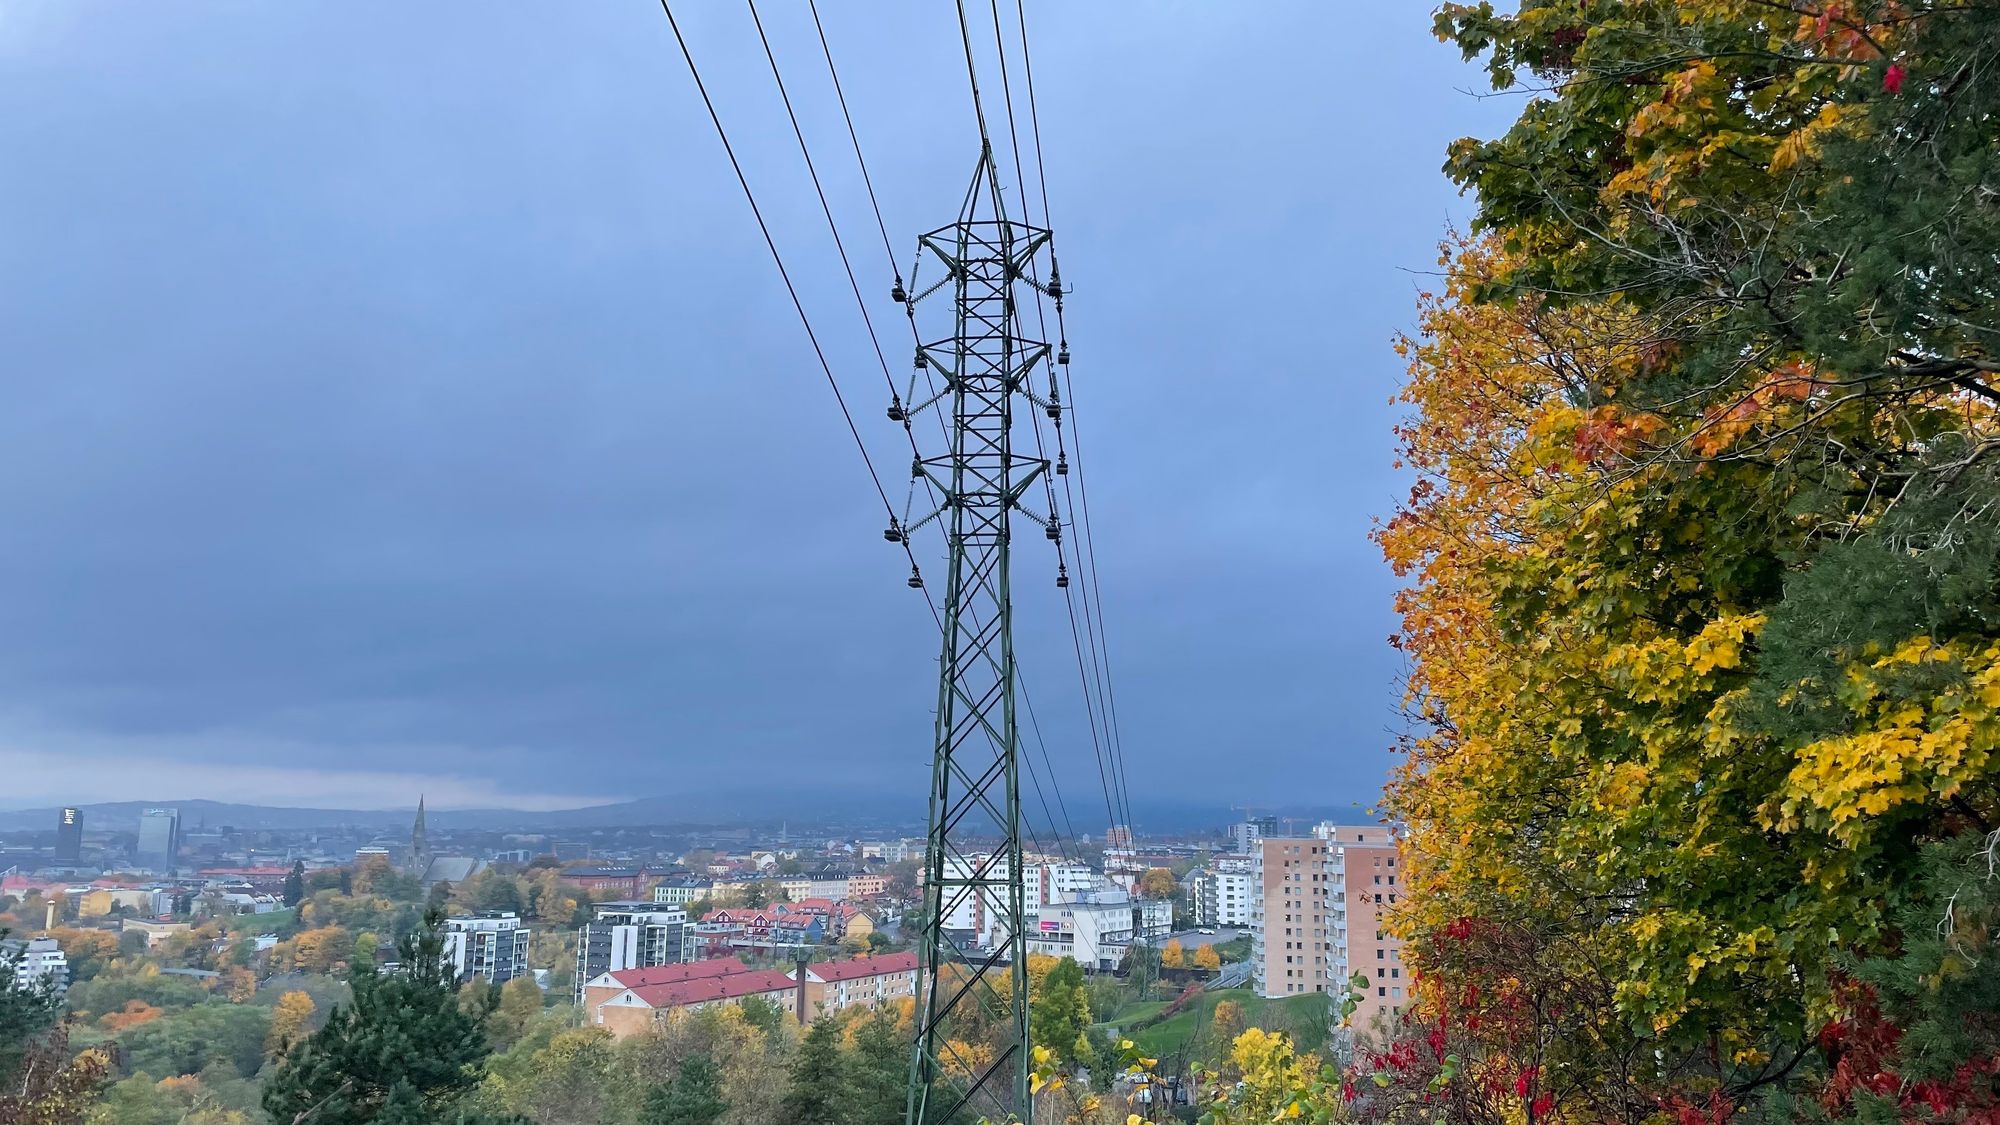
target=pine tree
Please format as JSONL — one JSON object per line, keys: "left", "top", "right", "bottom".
{"left": 640, "top": 1055, "right": 727, "bottom": 1125}
{"left": 843, "top": 1012, "right": 907, "bottom": 1125}
{"left": 778, "top": 1017, "right": 845, "bottom": 1125}
{"left": 260, "top": 909, "right": 496, "bottom": 1124}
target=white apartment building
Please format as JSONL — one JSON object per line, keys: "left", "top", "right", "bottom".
{"left": 1, "top": 937, "right": 69, "bottom": 997}
{"left": 443, "top": 912, "right": 533, "bottom": 985}
{"left": 1193, "top": 857, "right": 1254, "bottom": 927}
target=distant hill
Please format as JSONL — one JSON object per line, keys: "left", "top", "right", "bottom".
{"left": 0, "top": 793, "right": 1381, "bottom": 835}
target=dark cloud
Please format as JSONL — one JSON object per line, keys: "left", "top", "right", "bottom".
{"left": 0, "top": 2, "right": 1511, "bottom": 813}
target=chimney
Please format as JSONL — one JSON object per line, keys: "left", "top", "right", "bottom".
{"left": 793, "top": 950, "right": 811, "bottom": 1025}
{"left": 45, "top": 899, "right": 57, "bottom": 931}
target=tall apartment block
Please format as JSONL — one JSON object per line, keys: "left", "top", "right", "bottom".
{"left": 1251, "top": 837, "right": 1334, "bottom": 998}
{"left": 1250, "top": 826, "right": 1407, "bottom": 1038}
{"left": 575, "top": 902, "right": 690, "bottom": 1005}
{"left": 1316, "top": 823, "right": 1404, "bottom": 1034}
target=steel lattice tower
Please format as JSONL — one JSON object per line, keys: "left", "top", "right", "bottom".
{"left": 889, "top": 149, "right": 1062, "bottom": 1125}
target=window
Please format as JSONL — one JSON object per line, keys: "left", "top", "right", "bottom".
{"left": 1374, "top": 894, "right": 1383, "bottom": 904}
{"left": 1392, "top": 987, "right": 1402, "bottom": 998}
{"left": 1376, "top": 949, "right": 1385, "bottom": 959}
{"left": 1389, "top": 894, "right": 1397, "bottom": 904}
{"left": 1377, "top": 968, "right": 1386, "bottom": 978}
{"left": 1373, "top": 875, "right": 1381, "bottom": 885}
{"left": 1391, "top": 968, "right": 1400, "bottom": 978}
{"left": 1378, "top": 986, "right": 1387, "bottom": 997}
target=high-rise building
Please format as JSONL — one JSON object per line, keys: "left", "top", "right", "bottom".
{"left": 1231, "top": 816, "right": 1279, "bottom": 855}
{"left": 575, "top": 902, "right": 691, "bottom": 1005}
{"left": 1317, "top": 823, "right": 1404, "bottom": 1034}
{"left": 1248, "top": 826, "right": 1405, "bottom": 1037}
{"left": 54, "top": 808, "right": 83, "bottom": 864}
{"left": 136, "top": 808, "right": 181, "bottom": 871}
{"left": 443, "top": 912, "right": 532, "bottom": 985}
{"left": 1251, "top": 837, "right": 1333, "bottom": 1000}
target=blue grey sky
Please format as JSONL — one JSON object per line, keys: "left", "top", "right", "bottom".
{"left": 0, "top": 3, "right": 1512, "bottom": 817}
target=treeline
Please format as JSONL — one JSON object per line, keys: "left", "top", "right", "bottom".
{"left": 1374, "top": 2, "right": 2000, "bottom": 1122}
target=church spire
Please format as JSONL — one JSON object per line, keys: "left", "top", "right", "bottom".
{"left": 411, "top": 795, "right": 430, "bottom": 872}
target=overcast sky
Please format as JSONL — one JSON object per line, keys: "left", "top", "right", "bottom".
{"left": 0, "top": 3, "right": 1512, "bottom": 818}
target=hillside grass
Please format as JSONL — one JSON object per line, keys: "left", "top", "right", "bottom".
{"left": 1100, "top": 987, "right": 1330, "bottom": 1061}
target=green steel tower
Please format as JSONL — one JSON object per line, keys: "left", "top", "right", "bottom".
{"left": 888, "top": 148, "right": 1064, "bottom": 1125}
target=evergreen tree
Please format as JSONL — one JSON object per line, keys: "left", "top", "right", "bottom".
{"left": 640, "top": 1054, "right": 727, "bottom": 1125}
{"left": 283, "top": 859, "right": 306, "bottom": 908}
{"left": 779, "top": 1017, "right": 844, "bottom": 1125}
{"left": 843, "top": 1011, "right": 908, "bottom": 1125}
{"left": 260, "top": 909, "right": 495, "bottom": 1124}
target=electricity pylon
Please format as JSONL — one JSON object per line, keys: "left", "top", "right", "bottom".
{"left": 887, "top": 147, "right": 1064, "bottom": 1125}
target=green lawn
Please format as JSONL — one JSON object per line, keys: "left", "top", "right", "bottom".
{"left": 1101, "top": 987, "right": 1331, "bottom": 1062}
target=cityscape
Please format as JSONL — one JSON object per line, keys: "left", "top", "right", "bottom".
{"left": 5, "top": 2, "right": 1999, "bottom": 1124}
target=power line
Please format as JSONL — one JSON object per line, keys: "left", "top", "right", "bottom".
{"left": 655, "top": 0, "right": 941, "bottom": 592}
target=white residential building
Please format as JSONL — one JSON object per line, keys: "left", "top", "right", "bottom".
{"left": 443, "top": 912, "right": 532, "bottom": 985}
{"left": 1, "top": 937, "right": 69, "bottom": 997}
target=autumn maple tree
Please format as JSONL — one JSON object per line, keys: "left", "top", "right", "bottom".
{"left": 1377, "top": 0, "right": 2000, "bottom": 1119}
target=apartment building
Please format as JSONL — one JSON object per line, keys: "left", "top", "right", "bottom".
{"left": 1191, "top": 856, "right": 1254, "bottom": 928}
{"left": 574, "top": 902, "right": 690, "bottom": 1005}
{"left": 1252, "top": 837, "right": 1334, "bottom": 999}
{"left": 1317, "top": 823, "right": 1404, "bottom": 1034}
{"left": 0, "top": 937, "right": 69, "bottom": 997}
{"left": 443, "top": 912, "right": 532, "bottom": 985}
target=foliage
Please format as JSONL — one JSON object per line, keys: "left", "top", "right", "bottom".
{"left": 266, "top": 990, "right": 316, "bottom": 1059}
{"left": 118, "top": 1002, "right": 270, "bottom": 1081}
{"left": 0, "top": 1024, "right": 112, "bottom": 1125}
{"left": 1029, "top": 957, "right": 1098, "bottom": 1073}
{"left": 489, "top": 976, "right": 543, "bottom": 1050}
{"left": 283, "top": 861, "right": 306, "bottom": 909}
{"left": 640, "top": 1055, "right": 727, "bottom": 1125}
{"left": 1136, "top": 869, "right": 1176, "bottom": 900}
{"left": 1158, "top": 941, "right": 1184, "bottom": 971}
{"left": 778, "top": 1017, "right": 844, "bottom": 1125}
{"left": 0, "top": 931, "right": 62, "bottom": 1091}
{"left": 1383, "top": 0, "right": 2000, "bottom": 1115}
{"left": 260, "top": 909, "right": 498, "bottom": 1124}
{"left": 1195, "top": 1027, "right": 1342, "bottom": 1125}
{"left": 1191, "top": 944, "right": 1220, "bottom": 973}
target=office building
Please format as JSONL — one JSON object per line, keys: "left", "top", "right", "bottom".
{"left": 136, "top": 808, "right": 181, "bottom": 871}
{"left": 575, "top": 902, "right": 690, "bottom": 1005}
{"left": 55, "top": 808, "right": 83, "bottom": 864}
{"left": 443, "top": 912, "right": 532, "bottom": 985}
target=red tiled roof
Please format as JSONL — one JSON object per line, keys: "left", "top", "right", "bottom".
{"left": 809, "top": 952, "right": 919, "bottom": 982}
{"left": 605, "top": 959, "right": 751, "bottom": 989}
{"left": 628, "top": 968, "right": 802, "bottom": 1009}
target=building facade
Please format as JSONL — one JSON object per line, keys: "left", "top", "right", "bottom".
{"left": 55, "top": 808, "right": 83, "bottom": 864}
{"left": 1191, "top": 857, "right": 1254, "bottom": 928}
{"left": 136, "top": 808, "right": 181, "bottom": 871}
{"left": 652, "top": 876, "right": 714, "bottom": 908}
{"left": 1251, "top": 837, "right": 1333, "bottom": 1000}
{"left": 443, "top": 912, "right": 532, "bottom": 985}
{"left": 1247, "top": 826, "right": 1407, "bottom": 1038}
{"left": 575, "top": 902, "right": 690, "bottom": 1005}
{"left": 0, "top": 937, "right": 69, "bottom": 997}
